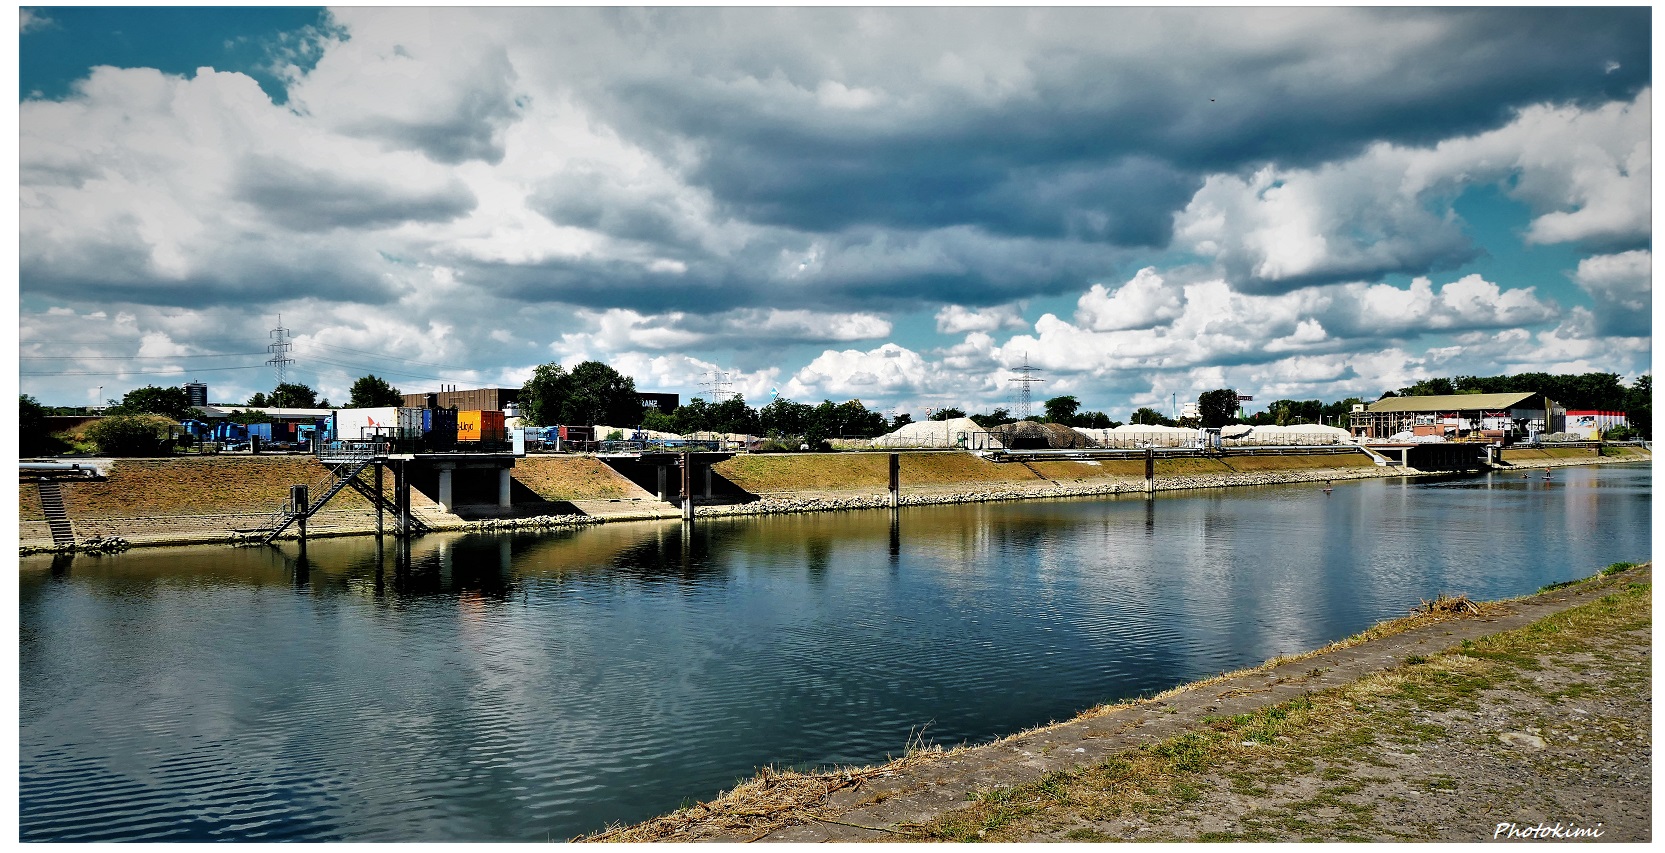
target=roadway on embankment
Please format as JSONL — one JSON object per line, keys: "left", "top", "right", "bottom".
{"left": 17, "top": 446, "right": 1650, "bottom": 551}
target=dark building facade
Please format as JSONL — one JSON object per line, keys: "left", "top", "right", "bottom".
{"left": 402, "top": 388, "right": 520, "bottom": 412}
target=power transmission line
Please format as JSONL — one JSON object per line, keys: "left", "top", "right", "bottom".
{"left": 1008, "top": 353, "right": 1044, "bottom": 420}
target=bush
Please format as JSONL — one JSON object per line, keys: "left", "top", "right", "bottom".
{"left": 84, "top": 414, "right": 178, "bottom": 456}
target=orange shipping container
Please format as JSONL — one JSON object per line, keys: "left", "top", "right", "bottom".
{"left": 457, "top": 410, "right": 506, "bottom": 442}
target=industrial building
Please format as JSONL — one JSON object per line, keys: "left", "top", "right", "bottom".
{"left": 1349, "top": 392, "right": 1563, "bottom": 442}
{"left": 403, "top": 387, "right": 521, "bottom": 414}
{"left": 400, "top": 386, "right": 680, "bottom": 419}
{"left": 1565, "top": 410, "right": 1629, "bottom": 439}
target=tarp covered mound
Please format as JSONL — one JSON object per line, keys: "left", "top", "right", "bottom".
{"left": 1215, "top": 424, "right": 1352, "bottom": 444}
{"left": 991, "top": 420, "right": 1099, "bottom": 450}
{"left": 1077, "top": 424, "right": 1198, "bottom": 447}
{"left": 593, "top": 425, "right": 684, "bottom": 440}
{"left": 1245, "top": 424, "right": 1354, "bottom": 443}
{"left": 870, "top": 417, "right": 1002, "bottom": 449}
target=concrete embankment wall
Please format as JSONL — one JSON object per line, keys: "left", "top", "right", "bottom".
{"left": 17, "top": 446, "right": 1649, "bottom": 550}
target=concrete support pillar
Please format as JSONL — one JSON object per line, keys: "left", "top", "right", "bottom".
{"left": 1400, "top": 447, "right": 1411, "bottom": 467}
{"left": 437, "top": 465, "right": 454, "bottom": 513}
{"left": 704, "top": 463, "right": 713, "bottom": 498}
{"left": 657, "top": 465, "right": 668, "bottom": 500}
{"left": 499, "top": 467, "right": 512, "bottom": 508}
{"left": 889, "top": 453, "right": 900, "bottom": 509}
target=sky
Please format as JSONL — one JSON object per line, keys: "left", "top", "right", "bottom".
{"left": 15, "top": 7, "right": 1654, "bottom": 419}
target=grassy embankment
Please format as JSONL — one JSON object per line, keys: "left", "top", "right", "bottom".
{"left": 918, "top": 563, "right": 1651, "bottom": 842}
{"left": 1499, "top": 444, "right": 1648, "bottom": 464}
{"left": 585, "top": 561, "right": 1650, "bottom": 842}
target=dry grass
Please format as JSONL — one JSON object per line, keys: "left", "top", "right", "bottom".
{"left": 714, "top": 451, "right": 1047, "bottom": 494}
{"left": 581, "top": 745, "right": 963, "bottom": 843}
{"left": 512, "top": 456, "right": 651, "bottom": 501}
{"left": 715, "top": 450, "right": 1378, "bottom": 495}
{"left": 918, "top": 564, "right": 1652, "bottom": 842}
{"left": 42, "top": 457, "right": 386, "bottom": 520}
{"left": 1420, "top": 593, "right": 1480, "bottom": 614}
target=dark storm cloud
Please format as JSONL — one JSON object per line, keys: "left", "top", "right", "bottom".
{"left": 235, "top": 157, "right": 478, "bottom": 232}
{"left": 467, "top": 225, "right": 1129, "bottom": 314}
{"left": 528, "top": 173, "right": 695, "bottom": 247}
{"left": 20, "top": 248, "right": 397, "bottom": 308}
{"left": 582, "top": 6, "right": 1647, "bottom": 263}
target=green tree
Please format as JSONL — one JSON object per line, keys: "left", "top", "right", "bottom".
{"left": 1129, "top": 407, "right": 1176, "bottom": 427}
{"left": 109, "top": 385, "right": 195, "bottom": 420}
{"left": 710, "top": 396, "right": 762, "bottom": 435}
{"left": 1624, "top": 374, "right": 1651, "bottom": 439}
{"left": 1043, "top": 395, "right": 1081, "bottom": 425}
{"left": 1197, "top": 389, "right": 1239, "bottom": 428}
{"left": 1396, "top": 377, "right": 1456, "bottom": 397}
{"left": 85, "top": 414, "right": 178, "bottom": 456}
{"left": 835, "top": 400, "right": 887, "bottom": 438}
{"left": 246, "top": 391, "right": 269, "bottom": 407}
{"left": 672, "top": 398, "right": 713, "bottom": 434}
{"left": 519, "top": 362, "right": 570, "bottom": 426}
{"left": 760, "top": 398, "right": 811, "bottom": 436}
{"left": 928, "top": 407, "right": 966, "bottom": 421}
{"left": 349, "top": 374, "right": 403, "bottom": 408}
{"left": 969, "top": 407, "right": 1015, "bottom": 428}
{"left": 268, "top": 383, "right": 319, "bottom": 408}
{"left": 890, "top": 412, "right": 914, "bottom": 430}
{"left": 20, "top": 394, "right": 51, "bottom": 455}
{"left": 640, "top": 409, "right": 678, "bottom": 433}
{"left": 1077, "top": 411, "right": 1116, "bottom": 429}
{"left": 229, "top": 409, "right": 273, "bottom": 425}
{"left": 561, "top": 361, "right": 640, "bottom": 426}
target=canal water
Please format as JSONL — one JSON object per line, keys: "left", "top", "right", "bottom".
{"left": 19, "top": 464, "right": 1651, "bottom": 841}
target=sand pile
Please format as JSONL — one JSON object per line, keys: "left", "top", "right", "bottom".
{"left": 870, "top": 417, "right": 1002, "bottom": 449}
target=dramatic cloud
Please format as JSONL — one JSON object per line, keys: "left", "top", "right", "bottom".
{"left": 1571, "top": 250, "right": 1651, "bottom": 337}
{"left": 17, "top": 8, "right": 1651, "bottom": 414}
{"left": 1073, "top": 268, "right": 1185, "bottom": 332}
{"left": 1174, "top": 89, "right": 1651, "bottom": 292}
{"left": 935, "top": 304, "right": 1028, "bottom": 335}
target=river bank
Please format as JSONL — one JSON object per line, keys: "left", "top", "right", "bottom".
{"left": 587, "top": 560, "right": 1652, "bottom": 842}
{"left": 17, "top": 446, "right": 1649, "bottom": 552}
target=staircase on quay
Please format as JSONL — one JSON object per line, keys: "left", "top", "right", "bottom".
{"left": 36, "top": 479, "right": 75, "bottom": 547}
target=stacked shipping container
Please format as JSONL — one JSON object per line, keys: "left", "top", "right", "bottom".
{"left": 457, "top": 410, "right": 506, "bottom": 443}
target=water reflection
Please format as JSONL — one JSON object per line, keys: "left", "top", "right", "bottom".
{"left": 18, "top": 464, "right": 1653, "bottom": 843}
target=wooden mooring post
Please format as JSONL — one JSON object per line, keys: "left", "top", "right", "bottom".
{"left": 291, "top": 484, "right": 309, "bottom": 543}
{"left": 1144, "top": 447, "right": 1155, "bottom": 495}
{"left": 888, "top": 453, "right": 900, "bottom": 509}
{"left": 681, "top": 452, "right": 694, "bottom": 522}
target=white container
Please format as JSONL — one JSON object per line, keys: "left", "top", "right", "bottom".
{"left": 335, "top": 407, "right": 423, "bottom": 441}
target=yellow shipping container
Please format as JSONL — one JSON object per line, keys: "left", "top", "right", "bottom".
{"left": 457, "top": 410, "right": 506, "bottom": 443}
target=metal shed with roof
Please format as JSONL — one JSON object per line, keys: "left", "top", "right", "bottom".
{"left": 1349, "top": 392, "right": 1563, "bottom": 441}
